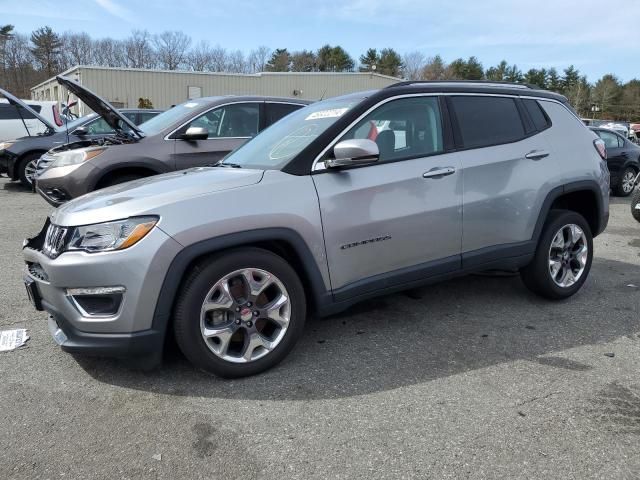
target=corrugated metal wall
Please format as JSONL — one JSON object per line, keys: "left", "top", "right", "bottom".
{"left": 31, "top": 67, "right": 398, "bottom": 115}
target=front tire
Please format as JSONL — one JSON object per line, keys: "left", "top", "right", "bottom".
{"left": 521, "top": 210, "right": 593, "bottom": 300}
{"left": 18, "top": 152, "right": 41, "bottom": 188}
{"left": 614, "top": 167, "right": 637, "bottom": 197}
{"left": 173, "top": 248, "right": 306, "bottom": 378}
{"left": 631, "top": 188, "right": 640, "bottom": 223}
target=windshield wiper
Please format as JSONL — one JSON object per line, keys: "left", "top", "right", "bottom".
{"left": 215, "top": 162, "right": 242, "bottom": 168}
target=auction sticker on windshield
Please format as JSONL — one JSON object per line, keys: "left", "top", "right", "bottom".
{"left": 305, "top": 108, "right": 348, "bottom": 121}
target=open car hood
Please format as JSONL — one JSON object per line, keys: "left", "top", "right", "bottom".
{"left": 56, "top": 75, "right": 143, "bottom": 139}
{"left": 0, "top": 87, "right": 57, "bottom": 132}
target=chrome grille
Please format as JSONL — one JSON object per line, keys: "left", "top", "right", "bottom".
{"left": 42, "top": 224, "right": 69, "bottom": 258}
{"left": 35, "top": 152, "right": 56, "bottom": 178}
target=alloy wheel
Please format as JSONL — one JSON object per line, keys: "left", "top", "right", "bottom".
{"left": 548, "top": 224, "right": 588, "bottom": 288}
{"left": 24, "top": 159, "right": 37, "bottom": 186}
{"left": 199, "top": 268, "right": 291, "bottom": 363}
{"left": 622, "top": 170, "right": 636, "bottom": 194}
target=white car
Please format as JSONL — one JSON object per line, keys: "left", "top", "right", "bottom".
{"left": 0, "top": 99, "right": 63, "bottom": 141}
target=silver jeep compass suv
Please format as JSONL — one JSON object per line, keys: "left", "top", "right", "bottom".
{"left": 23, "top": 81, "right": 610, "bottom": 378}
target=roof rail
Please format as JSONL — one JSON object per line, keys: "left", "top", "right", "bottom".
{"left": 386, "top": 80, "right": 539, "bottom": 90}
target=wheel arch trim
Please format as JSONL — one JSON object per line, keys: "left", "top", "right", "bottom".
{"left": 151, "top": 228, "right": 331, "bottom": 338}
{"left": 533, "top": 180, "right": 606, "bottom": 240}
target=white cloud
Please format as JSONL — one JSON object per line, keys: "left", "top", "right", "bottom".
{"left": 94, "top": 0, "right": 134, "bottom": 23}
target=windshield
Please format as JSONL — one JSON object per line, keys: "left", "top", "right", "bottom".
{"left": 59, "top": 114, "right": 97, "bottom": 131}
{"left": 220, "top": 96, "right": 364, "bottom": 170}
{"left": 138, "top": 100, "right": 208, "bottom": 136}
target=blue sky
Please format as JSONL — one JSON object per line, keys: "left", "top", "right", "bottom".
{"left": 1, "top": 0, "right": 637, "bottom": 82}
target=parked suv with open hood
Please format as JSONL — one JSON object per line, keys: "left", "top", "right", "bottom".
{"left": 0, "top": 98, "right": 161, "bottom": 187}
{"left": 35, "top": 75, "right": 310, "bottom": 205}
{"left": 23, "top": 81, "right": 609, "bottom": 378}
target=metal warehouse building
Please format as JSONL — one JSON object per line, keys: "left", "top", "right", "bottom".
{"left": 31, "top": 66, "right": 399, "bottom": 115}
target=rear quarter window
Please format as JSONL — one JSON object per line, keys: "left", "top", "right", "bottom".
{"left": 450, "top": 96, "right": 525, "bottom": 149}
{"left": 523, "top": 99, "right": 551, "bottom": 131}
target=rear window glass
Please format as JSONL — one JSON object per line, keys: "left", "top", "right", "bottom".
{"left": 523, "top": 99, "right": 551, "bottom": 131}
{"left": 450, "top": 96, "right": 525, "bottom": 149}
{"left": 0, "top": 103, "right": 41, "bottom": 120}
{"left": 266, "top": 103, "right": 303, "bottom": 127}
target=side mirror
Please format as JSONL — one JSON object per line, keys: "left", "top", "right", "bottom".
{"left": 72, "top": 126, "right": 88, "bottom": 136}
{"left": 181, "top": 126, "right": 209, "bottom": 141}
{"left": 326, "top": 139, "right": 379, "bottom": 168}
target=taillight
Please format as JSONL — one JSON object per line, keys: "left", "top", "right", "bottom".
{"left": 593, "top": 138, "right": 607, "bottom": 160}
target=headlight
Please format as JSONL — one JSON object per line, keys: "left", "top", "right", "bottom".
{"left": 66, "top": 216, "right": 158, "bottom": 253}
{"left": 0, "top": 141, "right": 14, "bottom": 152}
{"left": 50, "top": 147, "right": 106, "bottom": 168}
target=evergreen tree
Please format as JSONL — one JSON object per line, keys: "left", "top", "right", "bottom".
{"left": 30, "top": 26, "right": 62, "bottom": 77}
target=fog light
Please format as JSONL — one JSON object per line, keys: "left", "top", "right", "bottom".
{"left": 67, "top": 286, "right": 125, "bottom": 317}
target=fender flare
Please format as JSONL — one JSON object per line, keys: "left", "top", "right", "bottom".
{"left": 89, "top": 159, "right": 167, "bottom": 190}
{"left": 532, "top": 180, "right": 606, "bottom": 241}
{"left": 150, "top": 228, "right": 331, "bottom": 338}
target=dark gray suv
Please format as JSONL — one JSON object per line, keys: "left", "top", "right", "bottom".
{"left": 35, "top": 76, "right": 310, "bottom": 205}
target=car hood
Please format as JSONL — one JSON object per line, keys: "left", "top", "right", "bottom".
{"left": 50, "top": 167, "right": 265, "bottom": 227}
{"left": 56, "top": 75, "right": 143, "bottom": 139}
{"left": 0, "top": 88, "right": 57, "bottom": 132}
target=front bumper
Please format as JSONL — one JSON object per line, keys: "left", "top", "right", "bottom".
{"left": 35, "top": 162, "right": 99, "bottom": 206}
{"left": 23, "top": 221, "right": 183, "bottom": 358}
{"left": 47, "top": 313, "right": 163, "bottom": 358}
{"left": 0, "top": 150, "right": 18, "bottom": 177}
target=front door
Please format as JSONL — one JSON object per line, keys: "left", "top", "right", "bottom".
{"left": 312, "top": 95, "right": 462, "bottom": 295}
{"left": 172, "top": 102, "right": 260, "bottom": 170}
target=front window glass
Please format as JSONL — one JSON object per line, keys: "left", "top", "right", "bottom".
{"left": 185, "top": 103, "right": 259, "bottom": 138}
{"left": 138, "top": 100, "right": 209, "bottom": 136}
{"left": 220, "top": 95, "right": 364, "bottom": 170}
{"left": 336, "top": 96, "right": 443, "bottom": 163}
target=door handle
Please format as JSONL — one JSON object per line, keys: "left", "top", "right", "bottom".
{"left": 525, "top": 150, "right": 549, "bottom": 160}
{"left": 422, "top": 167, "right": 456, "bottom": 179}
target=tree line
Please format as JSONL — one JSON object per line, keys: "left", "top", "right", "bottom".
{"left": 0, "top": 25, "right": 638, "bottom": 120}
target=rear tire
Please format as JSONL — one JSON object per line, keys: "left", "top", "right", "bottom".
{"left": 520, "top": 210, "right": 593, "bottom": 300}
{"left": 613, "top": 167, "right": 636, "bottom": 197}
{"left": 173, "top": 248, "right": 306, "bottom": 378}
{"left": 18, "top": 152, "right": 41, "bottom": 188}
{"left": 631, "top": 188, "right": 640, "bottom": 223}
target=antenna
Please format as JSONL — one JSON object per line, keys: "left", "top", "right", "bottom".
{"left": 319, "top": 88, "right": 327, "bottom": 101}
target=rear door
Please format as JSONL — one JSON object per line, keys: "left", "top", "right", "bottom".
{"left": 264, "top": 102, "right": 304, "bottom": 128}
{"left": 447, "top": 95, "right": 552, "bottom": 266}
{"left": 172, "top": 102, "right": 260, "bottom": 169}
{"left": 312, "top": 95, "right": 462, "bottom": 294}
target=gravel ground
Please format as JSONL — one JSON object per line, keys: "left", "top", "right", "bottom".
{"left": 0, "top": 177, "right": 639, "bottom": 479}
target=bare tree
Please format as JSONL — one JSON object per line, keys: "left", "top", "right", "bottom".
{"left": 153, "top": 31, "right": 191, "bottom": 70}
{"left": 402, "top": 51, "right": 426, "bottom": 80}
{"left": 59, "top": 32, "right": 94, "bottom": 70}
{"left": 124, "top": 30, "right": 155, "bottom": 68}
{"left": 187, "top": 40, "right": 212, "bottom": 71}
{"left": 208, "top": 45, "right": 228, "bottom": 72}
{"left": 226, "top": 49, "right": 247, "bottom": 73}
{"left": 92, "top": 38, "right": 127, "bottom": 67}
{"left": 247, "top": 45, "right": 270, "bottom": 73}
{"left": 4, "top": 33, "right": 39, "bottom": 96}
